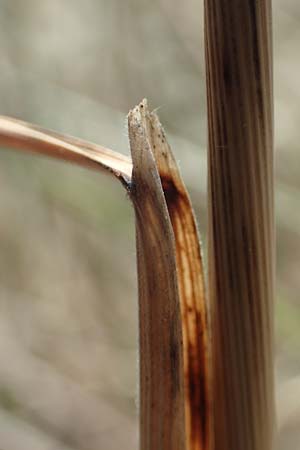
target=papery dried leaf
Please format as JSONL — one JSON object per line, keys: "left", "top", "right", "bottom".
{"left": 0, "top": 116, "right": 132, "bottom": 186}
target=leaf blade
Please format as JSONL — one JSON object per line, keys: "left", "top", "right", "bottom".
{"left": 0, "top": 115, "right": 132, "bottom": 186}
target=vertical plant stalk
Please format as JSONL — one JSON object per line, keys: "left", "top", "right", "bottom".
{"left": 204, "top": 1, "right": 274, "bottom": 450}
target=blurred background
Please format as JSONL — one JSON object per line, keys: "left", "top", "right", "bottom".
{"left": 0, "top": 0, "right": 299, "bottom": 449}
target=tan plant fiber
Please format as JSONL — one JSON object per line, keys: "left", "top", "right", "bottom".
{"left": 205, "top": 1, "right": 275, "bottom": 449}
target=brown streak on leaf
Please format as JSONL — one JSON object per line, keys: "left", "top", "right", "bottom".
{"left": 148, "top": 110, "right": 212, "bottom": 450}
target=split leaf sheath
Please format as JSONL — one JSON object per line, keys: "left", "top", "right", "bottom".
{"left": 0, "top": 101, "right": 211, "bottom": 450}
{"left": 128, "top": 100, "right": 211, "bottom": 450}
